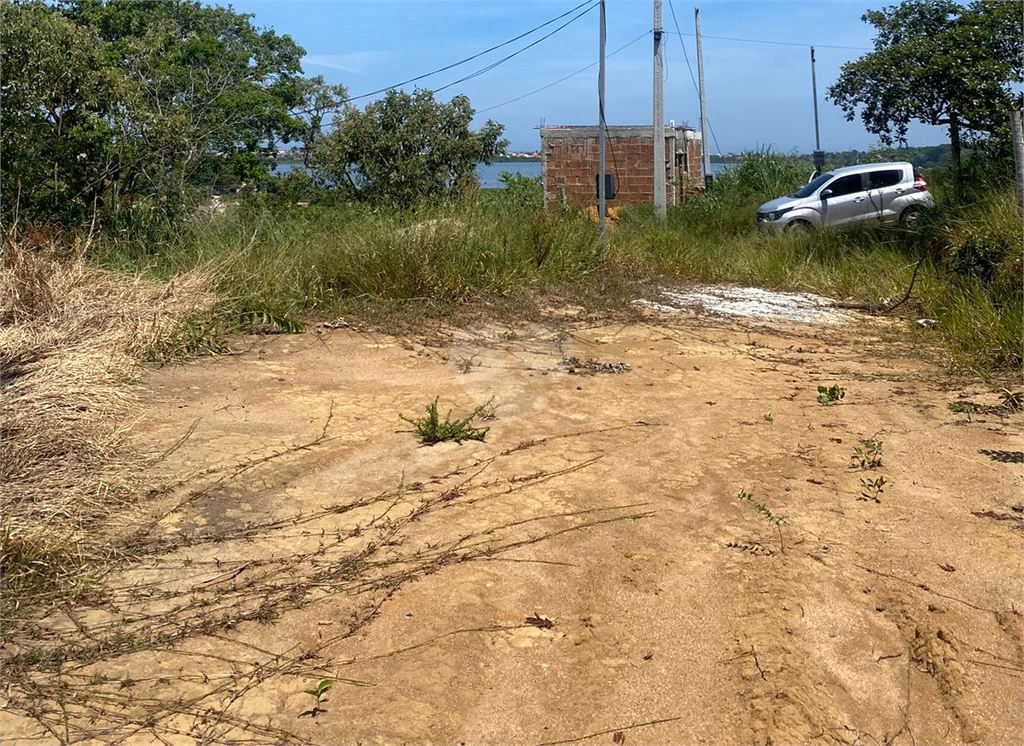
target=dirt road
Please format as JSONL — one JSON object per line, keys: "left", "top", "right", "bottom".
{"left": 4, "top": 300, "right": 1022, "bottom": 745}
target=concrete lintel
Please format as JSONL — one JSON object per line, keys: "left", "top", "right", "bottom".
{"left": 540, "top": 125, "right": 694, "bottom": 141}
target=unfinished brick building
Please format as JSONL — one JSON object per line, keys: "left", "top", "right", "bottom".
{"left": 539, "top": 125, "right": 703, "bottom": 209}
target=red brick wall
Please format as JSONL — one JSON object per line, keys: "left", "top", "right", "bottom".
{"left": 675, "top": 137, "right": 705, "bottom": 199}
{"left": 543, "top": 132, "right": 701, "bottom": 208}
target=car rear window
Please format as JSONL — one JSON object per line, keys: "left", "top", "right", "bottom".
{"left": 867, "top": 169, "right": 903, "bottom": 189}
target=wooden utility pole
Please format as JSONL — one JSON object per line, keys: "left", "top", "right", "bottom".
{"left": 1011, "top": 110, "right": 1024, "bottom": 219}
{"left": 653, "top": 0, "right": 666, "bottom": 219}
{"left": 695, "top": 8, "right": 711, "bottom": 189}
{"left": 598, "top": 0, "right": 607, "bottom": 251}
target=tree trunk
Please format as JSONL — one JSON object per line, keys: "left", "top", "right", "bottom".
{"left": 950, "top": 113, "right": 962, "bottom": 197}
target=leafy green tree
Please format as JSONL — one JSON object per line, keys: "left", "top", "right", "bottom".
{"left": 290, "top": 75, "right": 349, "bottom": 169}
{"left": 0, "top": 2, "right": 127, "bottom": 225}
{"left": 1, "top": 0, "right": 346, "bottom": 228}
{"left": 63, "top": 0, "right": 312, "bottom": 196}
{"left": 313, "top": 89, "right": 507, "bottom": 208}
{"left": 827, "top": 0, "right": 1023, "bottom": 191}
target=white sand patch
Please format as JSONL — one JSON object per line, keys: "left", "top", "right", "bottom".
{"left": 635, "top": 285, "right": 853, "bottom": 324}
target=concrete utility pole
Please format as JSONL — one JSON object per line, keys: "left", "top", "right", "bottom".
{"left": 810, "top": 47, "right": 825, "bottom": 177}
{"left": 598, "top": 0, "right": 607, "bottom": 250}
{"left": 653, "top": 0, "right": 666, "bottom": 219}
{"left": 695, "top": 8, "right": 711, "bottom": 189}
{"left": 1011, "top": 110, "right": 1024, "bottom": 220}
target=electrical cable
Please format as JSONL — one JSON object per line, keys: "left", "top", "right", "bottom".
{"left": 430, "top": 1, "right": 598, "bottom": 96}
{"left": 667, "top": 0, "right": 699, "bottom": 103}
{"left": 295, "top": 0, "right": 597, "bottom": 114}
{"left": 667, "top": 0, "right": 722, "bottom": 155}
{"left": 478, "top": 30, "right": 650, "bottom": 114}
{"left": 664, "top": 31, "right": 870, "bottom": 51}
{"left": 597, "top": 33, "right": 621, "bottom": 193}
{"left": 601, "top": 110, "right": 622, "bottom": 186}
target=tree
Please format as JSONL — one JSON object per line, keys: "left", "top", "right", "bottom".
{"left": 63, "top": 0, "right": 312, "bottom": 197}
{"left": 1, "top": 0, "right": 344, "bottom": 228}
{"left": 313, "top": 89, "right": 507, "bottom": 208}
{"left": 290, "top": 76, "right": 349, "bottom": 169}
{"left": 0, "top": 2, "right": 128, "bottom": 225}
{"left": 827, "top": 0, "right": 1023, "bottom": 191}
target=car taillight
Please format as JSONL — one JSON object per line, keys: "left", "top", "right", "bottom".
{"left": 914, "top": 176, "right": 928, "bottom": 192}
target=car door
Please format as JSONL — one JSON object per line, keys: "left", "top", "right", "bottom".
{"left": 819, "top": 173, "right": 867, "bottom": 228}
{"left": 865, "top": 168, "right": 905, "bottom": 224}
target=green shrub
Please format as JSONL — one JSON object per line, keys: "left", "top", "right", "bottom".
{"left": 496, "top": 172, "right": 543, "bottom": 211}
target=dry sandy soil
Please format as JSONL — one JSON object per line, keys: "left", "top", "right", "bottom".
{"left": 3, "top": 293, "right": 1022, "bottom": 745}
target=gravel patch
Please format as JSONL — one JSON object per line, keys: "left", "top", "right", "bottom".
{"left": 635, "top": 286, "right": 853, "bottom": 324}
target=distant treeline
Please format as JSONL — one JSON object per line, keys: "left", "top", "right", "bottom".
{"left": 712, "top": 145, "right": 952, "bottom": 169}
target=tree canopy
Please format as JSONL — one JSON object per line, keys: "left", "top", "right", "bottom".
{"left": 827, "top": 0, "right": 1023, "bottom": 187}
{"left": 1, "top": 1, "right": 506, "bottom": 227}
{"left": 312, "top": 89, "right": 507, "bottom": 208}
{"left": 0, "top": 0, "right": 346, "bottom": 227}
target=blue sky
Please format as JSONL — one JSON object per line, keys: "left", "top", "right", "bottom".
{"left": 229, "top": 0, "right": 953, "bottom": 154}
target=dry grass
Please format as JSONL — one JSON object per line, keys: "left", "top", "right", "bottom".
{"left": 0, "top": 226, "right": 217, "bottom": 612}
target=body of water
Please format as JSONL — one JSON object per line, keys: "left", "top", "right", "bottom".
{"left": 273, "top": 159, "right": 731, "bottom": 189}
{"left": 477, "top": 160, "right": 733, "bottom": 188}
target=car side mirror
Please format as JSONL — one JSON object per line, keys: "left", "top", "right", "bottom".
{"left": 820, "top": 189, "right": 833, "bottom": 199}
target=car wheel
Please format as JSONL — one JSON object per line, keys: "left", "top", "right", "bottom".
{"left": 899, "top": 206, "right": 922, "bottom": 226}
{"left": 785, "top": 220, "right": 812, "bottom": 234}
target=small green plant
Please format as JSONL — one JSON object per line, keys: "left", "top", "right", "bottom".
{"left": 238, "top": 308, "right": 304, "bottom": 334}
{"left": 858, "top": 476, "right": 887, "bottom": 503}
{"left": 850, "top": 438, "right": 883, "bottom": 469}
{"left": 738, "top": 489, "right": 785, "bottom": 552}
{"left": 299, "top": 678, "right": 333, "bottom": 718}
{"left": 400, "top": 397, "right": 491, "bottom": 445}
{"left": 817, "top": 385, "right": 846, "bottom": 404}
{"left": 999, "top": 389, "right": 1023, "bottom": 412}
{"left": 763, "top": 410, "right": 775, "bottom": 424}
{"left": 456, "top": 355, "right": 476, "bottom": 374}
{"left": 145, "top": 312, "right": 230, "bottom": 364}
{"left": 948, "top": 402, "right": 975, "bottom": 414}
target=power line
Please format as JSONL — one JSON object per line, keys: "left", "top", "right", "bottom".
{"left": 667, "top": 0, "right": 699, "bottom": 107}
{"left": 667, "top": 0, "right": 721, "bottom": 155}
{"left": 477, "top": 30, "right": 650, "bottom": 114}
{"left": 431, "top": 2, "right": 598, "bottom": 96}
{"left": 664, "top": 30, "right": 869, "bottom": 51}
{"left": 296, "top": 0, "right": 598, "bottom": 114}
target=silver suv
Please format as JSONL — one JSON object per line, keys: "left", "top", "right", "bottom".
{"left": 756, "top": 161, "right": 935, "bottom": 234}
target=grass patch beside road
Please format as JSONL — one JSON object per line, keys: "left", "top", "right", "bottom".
{"left": 0, "top": 228, "right": 217, "bottom": 615}
{"left": 94, "top": 157, "right": 1021, "bottom": 378}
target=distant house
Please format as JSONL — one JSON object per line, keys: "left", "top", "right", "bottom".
{"left": 539, "top": 124, "right": 703, "bottom": 209}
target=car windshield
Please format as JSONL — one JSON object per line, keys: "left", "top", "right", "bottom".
{"left": 791, "top": 172, "right": 834, "bottom": 198}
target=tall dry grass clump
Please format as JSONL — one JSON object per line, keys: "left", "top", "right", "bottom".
{"left": 1, "top": 227, "right": 217, "bottom": 611}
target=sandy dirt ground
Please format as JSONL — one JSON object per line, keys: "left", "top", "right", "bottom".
{"left": 3, "top": 298, "right": 1022, "bottom": 746}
